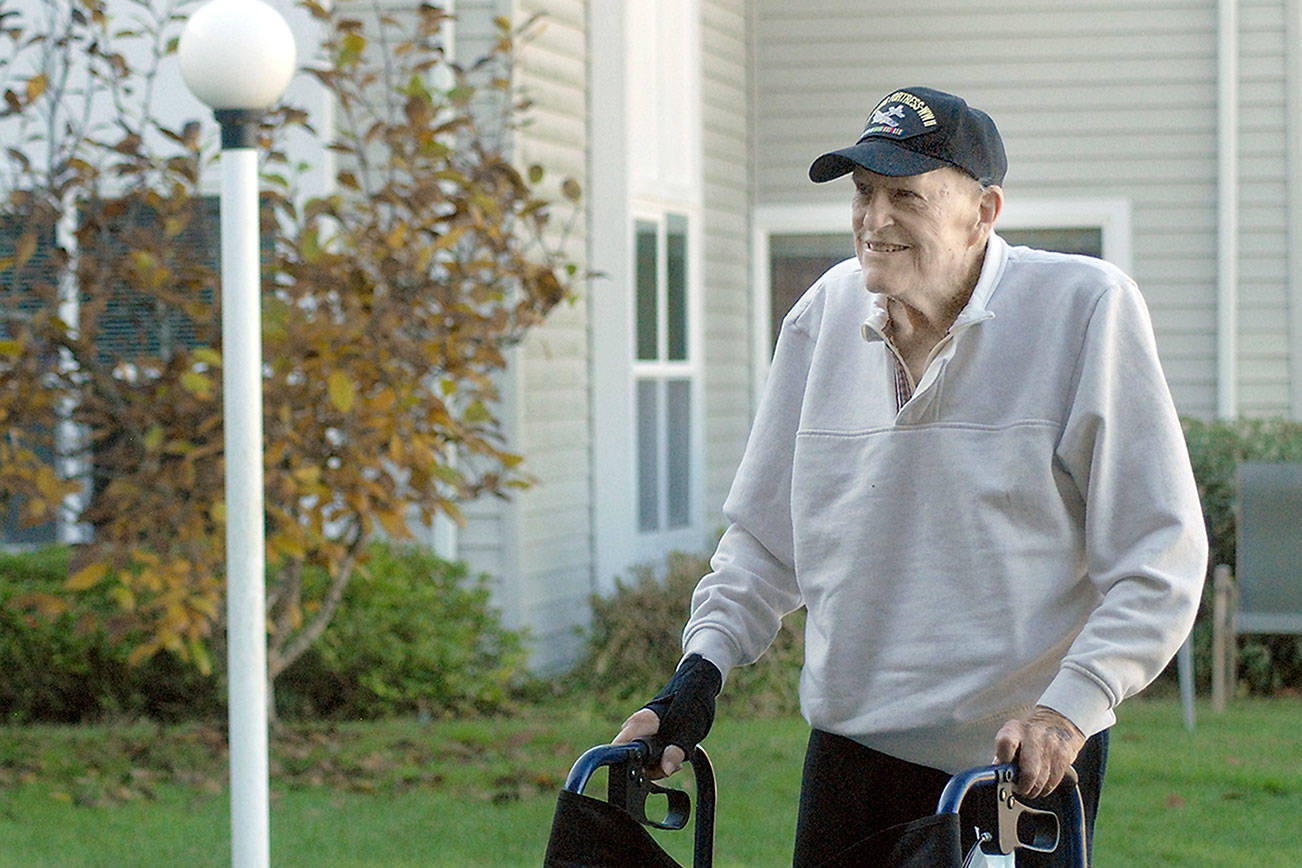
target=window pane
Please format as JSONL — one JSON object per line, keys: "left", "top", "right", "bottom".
{"left": 666, "top": 213, "right": 688, "bottom": 361}
{"left": 637, "top": 379, "right": 660, "bottom": 532}
{"left": 88, "top": 195, "right": 221, "bottom": 364}
{"left": 1, "top": 420, "right": 57, "bottom": 545}
{"left": 769, "top": 232, "right": 852, "bottom": 349}
{"left": 666, "top": 378, "right": 691, "bottom": 528}
{"left": 0, "top": 215, "right": 59, "bottom": 545}
{"left": 635, "top": 220, "right": 659, "bottom": 361}
{"left": 0, "top": 217, "right": 57, "bottom": 329}
{"left": 999, "top": 227, "right": 1103, "bottom": 258}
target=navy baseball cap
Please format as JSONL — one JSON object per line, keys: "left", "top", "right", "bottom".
{"left": 809, "top": 87, "right": 1007, "bottom": 186}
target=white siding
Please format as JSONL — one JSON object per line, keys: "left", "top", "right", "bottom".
{"left": 701, "top": 0, "right": 752, "bottom": 518}
{"left": 455, "top": 0, "right": 591, "bottom": 672}
{"left": 1239, "top": 0, "right": 1292, "bottom": 414}
{"left": 752, "top": 0, "right": 1223, "bottom": 416}
{"left": 511, "top": 0, "right": 591, "bottom": 671}
{"left": 454, "top": 0, "right": 520, "bottom": 652}
{"left": 449, "top": 0, "right": 589, "bottom": 671}
{"left": 452, "top": 0, "right": 498, "bottom": 56}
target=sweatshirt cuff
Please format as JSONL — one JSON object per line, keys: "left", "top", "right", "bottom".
{"left": 682, "top": 627, "right": 739, "bottom": 687}
{"left": 1036, "top": 667, "right": 1118, "bottom": 738}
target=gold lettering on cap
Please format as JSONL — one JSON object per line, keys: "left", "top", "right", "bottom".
{"left": 874, "top": 90, "right": 938, "bottom": 127}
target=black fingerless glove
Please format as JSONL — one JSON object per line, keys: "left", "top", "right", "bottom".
{"left": 642, "top": 653, "right": 722, "bottom": 755}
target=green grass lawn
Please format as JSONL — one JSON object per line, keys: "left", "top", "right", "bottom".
{"left": 1092, "top": 696, "right": 1302, "bottom": 866}
{"left": 1, "top": 695, "right": 1298, "bottom": 866}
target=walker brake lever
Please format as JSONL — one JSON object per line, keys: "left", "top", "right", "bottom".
{"left": 992, "top": 765, "right": 1063, "bottom": 855}
{"left": 608, "top": 739, "right": 691, "bottom": 831}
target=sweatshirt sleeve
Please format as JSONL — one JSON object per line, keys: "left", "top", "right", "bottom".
{"left": 681, "top": 313, "right": 814, "bottom": 682}
{"left": 1044, "top": 280, "right": 1209, "bottom": 736}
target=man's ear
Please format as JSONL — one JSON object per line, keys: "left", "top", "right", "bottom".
{"left": 975, "top": 184, "right": 1004, "bottom": 241}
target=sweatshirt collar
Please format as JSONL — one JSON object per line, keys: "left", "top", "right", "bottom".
{"left": 861, "top": 233, "right": 1008, "bottom": 343}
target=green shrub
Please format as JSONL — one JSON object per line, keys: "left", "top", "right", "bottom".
{"left": 573, "top": 552, "right": 703, "bottom": 704}
{"left": 276, "top": 543, "right": 529, "bottom": 720}
{"left": 1181, "top": 416, "right": 1302, "bottom": 574}
{"left": 1181, "top": 416, "right": 1302, "bottom": 696}
{"left": 2, "top": 543, "right": 528, "bottom": 723}
{"left": 571, "top": 550, "right": 804, "bottom": 718}
{"left": 0, "top": 547, "right": 220, "bottom": 724}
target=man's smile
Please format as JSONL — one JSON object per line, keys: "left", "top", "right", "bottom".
{"left": 864, "top": 241, "right": 909, "bottom": 253}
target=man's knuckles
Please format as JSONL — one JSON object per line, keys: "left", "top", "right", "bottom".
{"left": 614, "top": 709, "right": 661, "bottom": 744}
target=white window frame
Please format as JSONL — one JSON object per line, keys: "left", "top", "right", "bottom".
{"left": 999, "top": 198, "right": 1132, "bottom": 273}
{"left": 751, "top": 197, "right": 1133, "bottom": 400}
{"left": 590, "top": 0, "right": 706, "bottom": 592}
{"left": 628, "top": 203, "right": 705, "bottom": 561}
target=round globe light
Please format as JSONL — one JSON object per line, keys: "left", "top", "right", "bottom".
{"left": 179, "top": 0, "right": 296, "bottom": 110}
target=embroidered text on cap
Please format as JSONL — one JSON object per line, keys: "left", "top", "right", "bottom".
{"left": 860, "top": 91, "right": 939, "bottom": 140}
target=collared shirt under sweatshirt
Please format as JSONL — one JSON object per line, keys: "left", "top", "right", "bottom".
{"left": 683, "top": 234, "right": 1208, "bottom": 773}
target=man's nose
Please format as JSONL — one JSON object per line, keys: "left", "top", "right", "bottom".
{"left": 858, "top": 192, "right": 892, "bottom": 232}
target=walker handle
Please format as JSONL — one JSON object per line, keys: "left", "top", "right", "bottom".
{"left": 936, "top": 763, "right": 1088, "bottom": 867}
{"left": 561, "top": 740, "right": 716, "bottom": 867}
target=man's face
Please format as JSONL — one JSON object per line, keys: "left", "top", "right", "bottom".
{"left": 850, "top": 166, "right": 988, "bottom": 305}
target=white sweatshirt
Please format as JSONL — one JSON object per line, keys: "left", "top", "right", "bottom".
{"left": 683, "top": 234, "right": 1208, "bottom": 772}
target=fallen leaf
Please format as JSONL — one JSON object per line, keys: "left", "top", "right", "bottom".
{"left": 328, "top": 371, "right": 354, "bottom": 413}
{"left": 66, "top": 562, "right": 109, "bottom": 591}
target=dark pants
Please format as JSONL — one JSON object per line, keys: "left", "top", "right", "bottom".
{"left": 792, "top": 728, "right": 1108, "bottom": 867}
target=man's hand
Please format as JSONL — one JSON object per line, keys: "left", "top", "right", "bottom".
{"left": 994, "top": 706, "right": 1086, "bottom": 799}
{"left": 613, "top": 708, "right": 685, "bottom": 779}
{"left": 612, "top": 654, "right": 722, "bottom": 780}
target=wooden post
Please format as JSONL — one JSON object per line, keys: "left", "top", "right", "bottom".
{"left": 1177, "top": 636, "right": 1195, "bottom": 730}
{"left": 1211, "top": 564, "right": 1234, "bottom": 712}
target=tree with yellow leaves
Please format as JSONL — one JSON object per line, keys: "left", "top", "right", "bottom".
{"left": 0, "top": 0, "right": 578, "bottom": 717}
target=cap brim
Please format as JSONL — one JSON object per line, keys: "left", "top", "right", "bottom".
{"left": 808, "top": 139, "right": 955, "bottom": 183}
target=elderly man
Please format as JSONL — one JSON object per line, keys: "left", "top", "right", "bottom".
{"left": 615, "top": 86, "right": 1207, "bottom": 865}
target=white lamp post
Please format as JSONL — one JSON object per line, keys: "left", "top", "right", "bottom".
{"left": 178, "top": 2, "right": 295, "bottom": 866}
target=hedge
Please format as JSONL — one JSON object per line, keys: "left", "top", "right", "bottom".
{"left": 276, "top": 544, "right": 529, "bottom": 720}
{"left": 0, "top": 547, "right": 221, "bottom": 723}
{"left": 1182, "top": 417, "right": 1302, "bottom": 694}
{"left": 568, "top": 550, "right": 804, "bottom": 717}
{"left": 0, "top": 543, "right": 527, "bottom": 723}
